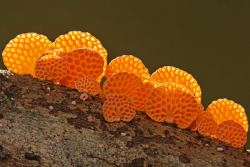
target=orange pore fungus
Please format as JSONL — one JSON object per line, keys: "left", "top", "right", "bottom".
{"left": 102, "top": 72, "right": 143, "bottom": 99}
{"left": 150, "top": 66, "right": 201, "bottom": 103}
{"left": 105, "top": 55, "right": 150, "bottom": 82}
{"left": 215, "top": 120, "right": 247, "bottom": 148}
{"left": 130, "top": 82, "right": 155, "bottom": 112}
{"left": 60, "top": 48, "right": 104, "bottom": 88}
{"left": 35, "top": 55, "right": 67, "bottom": 81}
{"left": 52, "top": 31, "right": 107, "bottom": 82}
{"left": 102, "top": 94, "right": 136, "bottom": 122}
{"left": 75, "top": 77, "right": 100, "bottom": 95}
{"left": 206, "top": 98, "right": 248, "bottom": 132}
{"left": 187, "top": 103, "right": 205, "bottom": 131}
{"left": 198, "top": 118, "right": 217, "bottom": 137}
{"left": 40, "top": 49, "right": 67, "bottom": 59}
{"left": 2, "top": 33, "right": 52, "bottom": 77}
{"left": 145, "top": 83, "right": 199, "bottom": 129}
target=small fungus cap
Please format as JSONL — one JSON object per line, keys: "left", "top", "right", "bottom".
{"left": 60, "top": 48, "right": 104, "bottom": 88}
{"left": 75, "top": 77, "right": 100, "bottom": 95}
{"left": 215, "top": 120, "right": 247, "bottom": 148}
{"left": 150, "top": 66, "right": 201, "bottom": 103}
{"left": 145, "top": 83, "right": 199, "bottom": 129}
{"left": 52, "top": 31, "right": 107, "bottom": 82}
{"left": 102, "top": 72, "right": 143, "bottom": 99}
{"left": 2, "top": 33, "right": 52, "bottom": 77}
{"left": 35, "top": 55, "right": 67, "bottom": 81}
{"left": 102, "top": 94, "right": 136, "bottom": 122}
{"left": 105, "top": 55, "right": 150, "bottom": 83}
{"left": 198, "top": 118, "right": 217, "bottom": 137}
{"left": 206, "top": 98, "right": 248, "bottom": 132}
{"left": 130, "top": 82, "right": 155, "bottom": 112}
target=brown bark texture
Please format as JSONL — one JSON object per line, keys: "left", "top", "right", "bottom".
{"left": 0, "top": 70, "right": 249, "bottom": 167}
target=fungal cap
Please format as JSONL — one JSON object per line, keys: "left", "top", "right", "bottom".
{"left": 35, "top": 54, "right": 67, "bottom": 81}
{"left": 187, "top": 103, "right": 205, "bottom": 131}
{"left": 2, "top": 33, "right": 52, "bottom": 77}
{"left": 102, "top": 94, "right": 136, "bottom": 122}
{"left": 105, "top": 55, "right": 150, "bottom": 83}
{"left": 150, "top": 66, "right": 201, "bottom": 103}
{"left": 206, "top": 98, "right": 248, "bottom": 132}
{"left": 215, "top": 120, "right": 247, "bottom": 148}
{"left": 130, "top": 82, "right": 155, "bottom": 112}
{"left": 198, "top": 118, "right": 217, "bottom": 137}
{"left": 60, "top": 48, "right": 104, "bottom": 88}
{"left": 102, "top": 72, "right": 143, "bottom": 99}
{"left": 75, "top": 77, "right": 100, "bottom": 95}
{"left": 80, "top": 93, "right": 88, "bottom": 101}
{"left": 52, "top": 31, "right": 107, "bottom": 82}
{"left": 146, "top": 83, "right": 199, "bottom": 129}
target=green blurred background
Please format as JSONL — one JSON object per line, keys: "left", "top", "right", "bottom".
{"left": 1, "top": 0, "right": 250, "bottom": 148}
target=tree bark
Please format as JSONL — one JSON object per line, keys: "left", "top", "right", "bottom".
{"left": 0, "top": 70, "right": 249, "bottom": 167}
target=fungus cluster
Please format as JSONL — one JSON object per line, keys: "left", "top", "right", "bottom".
{"left": 2, "top": 31, "right": 248, "bottom": 148}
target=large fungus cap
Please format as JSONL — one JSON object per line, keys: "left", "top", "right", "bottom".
{"left": 105, "top": 55, "right": 150, "bottom": 83}
{"left": 198, "top": 118, "right": 217, "bottom": 137}
{"left": 52, "top": 31, "right": 107, "bottom": 82}
{"left": 2, "top": 33, "right": 52, "bottom": 77}
{"left": 145, "top": 83, "right": 199, "bottom": 129}
{"left": 151, "top": 66, "right": 201, "bottom": 103}
{"left": 215, "top": 120, "right": 247, "bottom": 148}
{"left": 102, "top": 72, "right": 143, "bottom": 99}
{"left": 102, "top": 94, "right": 136, "bottom": 122}
{"left": 75, "top": 77, "right": 100, "bottom": 95}
{"left": 60, "top": 48, "right": 104, "bottom": 88}
{"left": 130, "top": 82, "right": 155, "bottom": 112}
{"left": 206, "top": 98, "right": 248, "bottom": 132}
{"left": 35, "top": 55, "right": 67, "bottom": 81}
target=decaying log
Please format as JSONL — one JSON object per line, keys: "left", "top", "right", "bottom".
{"left": 0, "top": 70, "right": 249, "bottom": 167}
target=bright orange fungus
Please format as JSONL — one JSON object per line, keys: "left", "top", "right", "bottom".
{"left": 102, "top": 95, "right": 136, "bottom": 122}
{"left": 52, "top": 31, "right": 107, "bottom": 82}
{"left": 206, "top": 98, "right": 248, "bottom": 132}
{"left": 2, "top": 33, "right": 52, "bottom": 77}
{"left": 150, "top": 66, "right": 201, "bottom": 103}
{"left": 215, "top": 120, "right": 247, "bottom": 148}
{"left": 105, "top": 55, "right": 150, "bottom": 82}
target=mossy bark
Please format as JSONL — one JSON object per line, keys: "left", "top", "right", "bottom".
{"left": 0, "top": 70, "right": 249, "bottom": 167}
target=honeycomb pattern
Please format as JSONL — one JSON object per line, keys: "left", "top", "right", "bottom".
{"left": 215, "top": 120, "right": 247, "bottom": 148}
{"left": 187, "top": 104, "right": 205, "bottom": 131}
{"left": 130, "top": 82, "right": 155, "bottom": 112}
{"left": 102, "top": 72, "right": 143, "bottom": 99}
{"left": 52, "top": 31, "right": 107, "bottom": 82}
{"left": 2, "top": 33, "right": 52, "bottom": 77}
{"left": 206, "top": 98, "right": 248, "bottom": 132}
{"left": 198, "top": 118, "right": 217, "bottom": 137}
{"left": 75, "top": 77, "right": 100, "bottom": 95}
{"left": 105, "top": 55, "right": 150, "bottom": 82}
{"left": 146, "top": 83, "right": 199, "bottom": 129}
{"left": 35, "top": 55, "right": 67, "bottom": 81}
{"left": 40, "top": 49, "right": 66, "bottom": 59}
{"left": 60, "top": 48, "right": 104, "bottom": 88}
{"left": 102, "top": 95, "right": 136, "bottom": 122}
{"left": 150, "top": 66, "right": 201, "bottom": 103}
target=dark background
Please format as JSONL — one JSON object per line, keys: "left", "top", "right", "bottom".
{"left": 1, "top": 0, "right": 250, "bottom": 148}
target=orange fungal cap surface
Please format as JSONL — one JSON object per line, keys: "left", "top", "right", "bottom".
{"left": 198, "top": 118, "right": 217, "bottom": 137}
{"left": 35, "top": 55, "right": 67, "bottom": 81}
{"left": 215, "top": 120, "right": 247, "bottom": 148}
{"left": 187, "top": 103, "right": 205, "bottom": 131}
{"left": 40, "top": 49, "right": 67, "bottom": 59}
{"left": 105, "top": 55, "right": 150, "bottom": 83}
{"left": 102, "top": 94, "right": 136, "bottom": 122}
{"left": 52, "top": 31, "right": 107, "bottom": 82}
{"left": 145, "top": 83, "right": 199, "bottom": 129}
{"left": 60, "top": 48, "right": 104, "bottom": 88}
{"left": 150, "top": 66, "right": 201, "bottom": 103}
{"left": 102, "top": 72, "right": 143, "bottom": 99}
{"left": 206, "top": 98, "right": 248, "bottom": 132}
{"left": 130, "top": 82, "right": 155, "bottom": 112}
{"left": 2, "top": 33, "right": 52, "bottom": 77}
{"left": 75, "top": 77, "right": 100, "bottom": 95}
